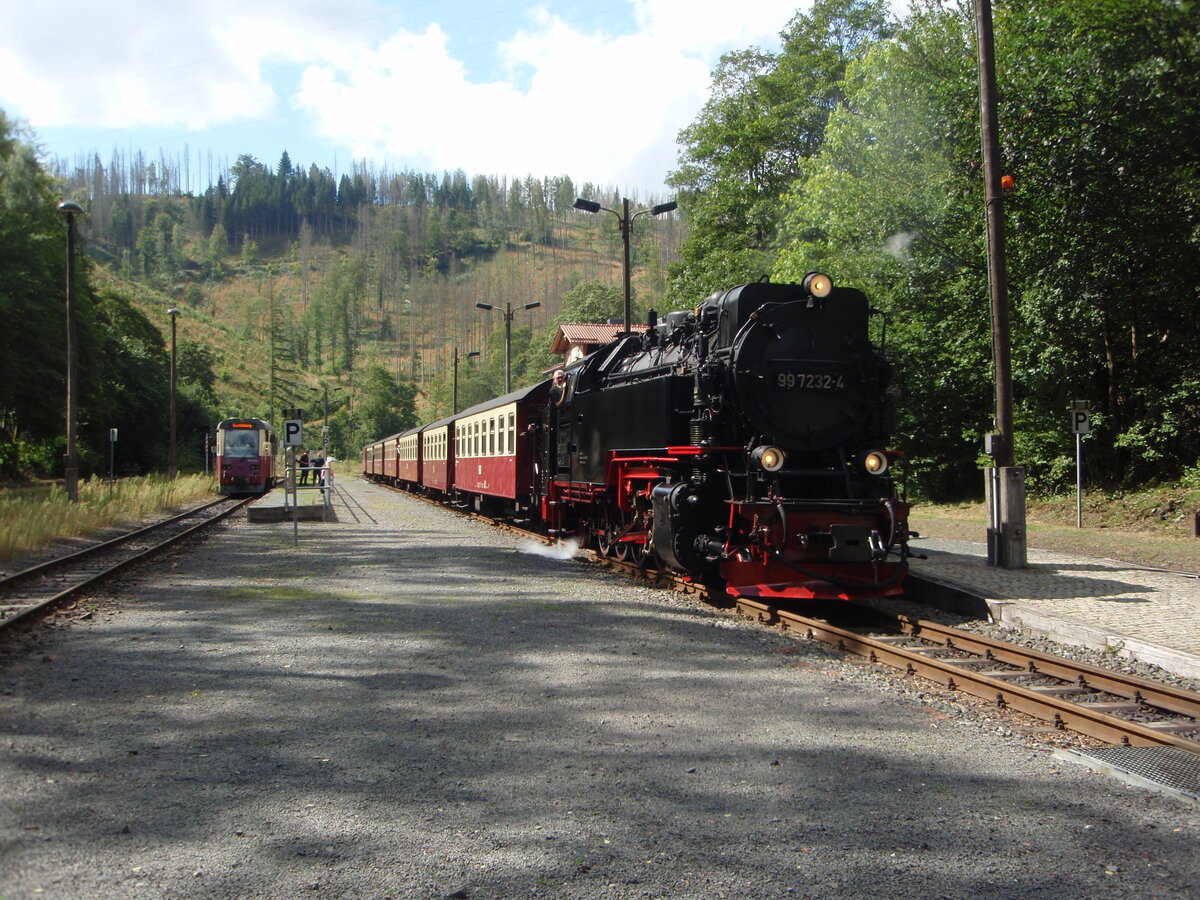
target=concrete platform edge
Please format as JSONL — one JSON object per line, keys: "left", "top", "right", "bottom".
{"left": 907, "top": 571, "right": 1200, "bottom": 681}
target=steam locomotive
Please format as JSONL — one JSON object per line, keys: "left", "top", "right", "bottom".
{"left": 364, "top": 274, "right": 911, "bottom": 601}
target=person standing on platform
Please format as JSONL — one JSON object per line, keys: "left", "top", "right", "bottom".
{"left": 298, "top": 449, "right": 310, "bottom": 485}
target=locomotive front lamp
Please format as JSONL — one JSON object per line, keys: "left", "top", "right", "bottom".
{"left": 802, "top": 271, "right": 833, "bottom": 299}
{"left": 751, "top": 445, "right": 786, "bottom": 473}
{"left": 861, "top": 450, "right": 890, "bottom": 475}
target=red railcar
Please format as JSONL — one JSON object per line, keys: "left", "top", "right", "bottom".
{"left": 216, "top": 417, "right": 276, "bottom": 495}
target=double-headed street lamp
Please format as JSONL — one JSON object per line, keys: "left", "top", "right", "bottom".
{"left": 57, "top": 200, "right": 84, "bottom": 501}
{"left": 572, "top": 197, "right": 677, "bottom": 333}
{"left": 475, "top": 300, "right": 540, "bottom": 393}
{"left": 453, "top": 348, "right": 481, "bottom": 413}
{"left": 167, "top": 307, "right": 181, "bottom": 478}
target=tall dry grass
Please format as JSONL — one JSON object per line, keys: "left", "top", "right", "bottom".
{"left": 0, "top": 474, "right": 216, "bottom": 564}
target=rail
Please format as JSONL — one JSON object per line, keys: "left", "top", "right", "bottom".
{"left": 0, "top": 496, "right": 252, "bottom": 632}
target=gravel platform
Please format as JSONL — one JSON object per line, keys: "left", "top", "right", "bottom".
{"left": 1, "top": 478, "right": 1197, "bottom": 900}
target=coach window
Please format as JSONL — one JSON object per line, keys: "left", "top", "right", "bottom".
{"left": 507, "top": 412, "right": 515, "bottom": 454}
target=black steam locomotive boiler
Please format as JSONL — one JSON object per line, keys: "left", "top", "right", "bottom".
{"left": 543, "top": 273, "right": 910, "bottom": 600}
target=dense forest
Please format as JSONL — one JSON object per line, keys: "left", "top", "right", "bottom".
{"left": 2, "top": 0, "right": 1197, "bottom": 501}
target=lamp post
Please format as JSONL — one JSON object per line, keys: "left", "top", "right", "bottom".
{"left": 453, "top": 348, "right": 480, "bottom": 413}
{"left": 573, "top": 197, "right": 677, "bottom": 333}
{"left": 167, "top": 307, "right": 180, "bottom": 478}
{"left": 475, "top": 300, "right": 540, "bottom": 393}
{"left": 57, "top": 201, "right": 84, "bottom": 502}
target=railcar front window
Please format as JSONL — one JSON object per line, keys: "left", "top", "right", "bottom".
{"left": 222, "top": 432, "right": 259, "bottom": 458}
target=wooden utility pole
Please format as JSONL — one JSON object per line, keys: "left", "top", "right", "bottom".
{"left": 975, "top": 0, "right": 1026, "bottom": 568}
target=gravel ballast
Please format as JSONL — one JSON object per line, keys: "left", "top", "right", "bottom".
{"left": 1, "top": 478, "right": 1197, "bottom": 899}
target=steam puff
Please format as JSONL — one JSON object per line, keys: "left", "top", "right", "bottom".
{"left": 883, "top": 232, "right": 914, "bottom": 260}
{"left": 518, "top": 539, "right": 582, "bottom": 561}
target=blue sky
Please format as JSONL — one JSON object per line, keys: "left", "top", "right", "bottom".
{"left": 0, "top": 0, "right": 814, "bottom": 196}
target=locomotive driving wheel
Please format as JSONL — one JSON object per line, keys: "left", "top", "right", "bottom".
{"left": 596, "top": 504, "right": 645, "bottom": 562}
{"left": 596, "top": 506, "right": 620, "bottom": 558}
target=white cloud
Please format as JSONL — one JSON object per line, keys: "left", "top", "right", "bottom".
{"left": 294, "top": 8, "right": 720, "bottom": 191}
{"left": 0, "top": 0, "right": 809, "bottom": 192}
{"left": 630, "top": 0, "right": 803, "bottom": 55}
{"left": 0, "top": 0, "right": 377, "bottom": 129}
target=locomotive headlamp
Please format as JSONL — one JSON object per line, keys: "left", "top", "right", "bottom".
{"left": 751, "top": 445, "right": 786, "bottom": 472}
{"left": 802, "top": 271, "right": 833, "bottom": 299}
{"left": 861, "top": 450, "right": 889, "bottom": 475}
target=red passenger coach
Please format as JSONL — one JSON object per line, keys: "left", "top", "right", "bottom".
{"left": 396, "top": 428, "right": 421, "bottom": 487}
{"left": 363, "top": 427, "right": 420, "bottom": 488}
{"left": 216, "top": 417, "right": 276, "bottom": 495}
{"left": 362, "top": 431, "right": 397, "bottom": 482}
{"left": 420, "top": 420, "right": 453, "bottom": 495}
{"left": 452, "top": 383, "right": 550, "bottom": 513}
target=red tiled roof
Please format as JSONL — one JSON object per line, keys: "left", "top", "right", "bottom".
{"left": 551, "top": 322, "right": 650, "bottom": 353}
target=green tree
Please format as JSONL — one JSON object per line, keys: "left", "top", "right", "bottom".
{"left": 666, "top": 0, "right": 894, "bottom": 304}
{"left": 772, "top": 4, "right": 985, "bottom": 498}
{"left": 351, "top": 363, "right": 416, "bottom": 451}
{"left": 772, "top": 0, "right": 1200, "bottom": 497}
{"left": 560, "top": 281, "right": 625, "bottom": 323}
{"left": 0, "top": 113, "right": 93, "bottom": 477}
{"left": 87, "top": 284, "right": 171, "bottom": 474}
{"left": 996, "top": 0, "right": 1200, "bottom": 485}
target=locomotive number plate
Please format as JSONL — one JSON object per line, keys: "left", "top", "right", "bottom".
{"left": 775, "top": 371, "right": 845, "bottom": 391}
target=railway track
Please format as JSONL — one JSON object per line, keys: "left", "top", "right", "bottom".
{"left": 734, "top": 597, "right": 1200, "bottom": 753}
{"left": 0, "top": 495, "right": 253, "bottom": 633}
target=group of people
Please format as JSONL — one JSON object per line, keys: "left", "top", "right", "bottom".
{"left": 296, "top": 450, "right": 326, "bottom": 486}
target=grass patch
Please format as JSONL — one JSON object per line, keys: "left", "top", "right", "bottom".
{"left": 913, "top": 484, "right": 1200, "bottom": 572}
{"left": 0, "top": 474, "right": 216, "bottom": 564}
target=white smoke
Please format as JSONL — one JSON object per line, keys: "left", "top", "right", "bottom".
{"left": 518, "top": 538, "right": 582, "bottom": 560}
{"left": 883, "top": 232, "right": 915, "bottom": 260}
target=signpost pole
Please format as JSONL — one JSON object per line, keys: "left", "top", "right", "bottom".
{"left": 1076, "top": 432, "right": 1083, "bottom": 528}
{"left": 1070, "top": 401, "right": 1090, "bottom": 529}
{"left": 282, "top": 413, "right": 304, "bottom": 546}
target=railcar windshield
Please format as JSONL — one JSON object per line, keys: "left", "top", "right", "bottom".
{"left": 221, "top": 430, "right": 260, "bottom": 458}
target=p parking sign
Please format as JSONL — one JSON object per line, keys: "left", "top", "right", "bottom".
{"left": 283, "top": 419, "right": 303, "bottom": 447}
{"left": 1071, "top": 410, "right": 1091, "bottom": 434}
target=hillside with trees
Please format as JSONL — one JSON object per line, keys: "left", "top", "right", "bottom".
{"left": 3, "top": 0, "right": 1196, "bottom": 503}
{"left": 3, "top": 112, "right": 683, "bottom": 479}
